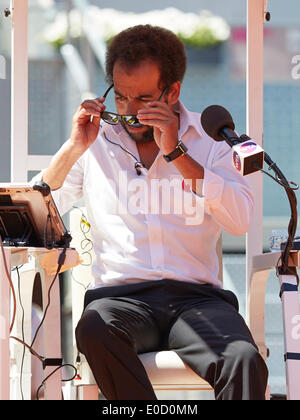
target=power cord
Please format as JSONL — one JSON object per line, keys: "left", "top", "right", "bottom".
{"left": 32, "top": 245, "right": 78, "bottom": 399}
{"left": 30, "top": 246, "right": 67, "bottom": 349}
{"left": 36, "top": 363, "right": 77, "bottom": 400}
{"left": 70, "top": 207, "right": 95, "bottom": 376}
{"left": 77, "top": 209, "right": 94, "bottom": 267}
{"left": 0, "top": 235, "right": 17, "bottom": 333}
{"left": 0, "top": 203, "right": 77, "bottom": 399}
{"left": 71, "top": 206, "right": 93, "bottom": 291}
{"left": 10, "top": 246, "right": 78, "bottom": 399}
{"left": 43, "top": 201, "right": 55, "bottom": 249}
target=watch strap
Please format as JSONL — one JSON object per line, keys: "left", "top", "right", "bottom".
{"left": 163, "top": 140, "right": 188, "bottom": 162}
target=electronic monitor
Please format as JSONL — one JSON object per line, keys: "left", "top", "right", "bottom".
{"left": 0, "top": 181, "right": 71, "bottom": 249}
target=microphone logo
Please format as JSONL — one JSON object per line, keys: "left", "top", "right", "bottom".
{"left": 232, "top": 140, "right": 264, "bottom": 175}
{"left": 233, "top": 152, "right": 241, "bottom": 171}
{"left": 239, "top": 141, "right": 258, "bottom": 154}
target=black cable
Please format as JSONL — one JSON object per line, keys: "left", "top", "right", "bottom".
{"left": 30, "top": 246, "right": 67, "bottom": 349}
{"left": 257, "top": 152, "right": 298, "bottom": 280}
{"left": 0, "top": 235, "right": 17, "bottom": 332}
{"left": 260, "top": 167, "right": 299, "bottom": 191}
{"left": 11, "top": 246, "right": 77, "bottom": 400}
{"left": 11, "top": 279, "right": 78, "bottom": 401}
{"left": 10, "top": 248, "right": 67, "bottom": 400}
{"left": 103, "top": 132, "right": 139, "bottom": 162}
{"left": 103, "top": 132, "right": 144, "bottom": 175}
{"left": 43, "top": 202, "right": 55, "bottom": 249}
{"left": 36, "top": 363, "right": 78, "bottom": 400}
{"left": 10, "top": 331, "right": 78, "bottom": 400}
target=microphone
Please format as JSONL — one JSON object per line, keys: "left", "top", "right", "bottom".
{"left": 201, "top": 105, "right": 264, "bottom": 176}
{"left": 134, "top": 161, "right": 143, "bottom": 176}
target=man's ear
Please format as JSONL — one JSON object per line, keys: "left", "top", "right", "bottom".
{"left": 167, "top": 81, "right": 181, "bottom": 105}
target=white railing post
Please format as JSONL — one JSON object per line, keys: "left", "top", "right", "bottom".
{"left": 245, "top": 0, "right": 267, "bottom": 324}
{"left": 10, "top": 0, "right": 29, "bottom": 183}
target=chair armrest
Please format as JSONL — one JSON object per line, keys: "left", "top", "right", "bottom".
{"left": 247, "top": 268, "right": 270, "bottom": 360}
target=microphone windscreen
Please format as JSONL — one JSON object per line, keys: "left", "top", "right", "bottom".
{"left": 201, "top": 105, "right": 235, "bottom": 141}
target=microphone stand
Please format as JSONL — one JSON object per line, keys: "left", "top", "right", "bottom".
{"left": 263, "top": 152, "right": 298, "bottom": 275}
{"left": 237, "top": 133, "right": 298, "bottom": 273}
{"left": 254, "top": 146, "right": 300, "bottom": 400}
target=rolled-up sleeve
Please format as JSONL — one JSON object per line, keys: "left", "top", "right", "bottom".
{"left": 202, "top": 142, "right": 254, "bottom": 236}
{"left": 30, "top": 158, "right": 84, "bottom": 216}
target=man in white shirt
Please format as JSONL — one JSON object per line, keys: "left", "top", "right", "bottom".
{"left": 40, "top": 25, "right": 268, "bottom": 400}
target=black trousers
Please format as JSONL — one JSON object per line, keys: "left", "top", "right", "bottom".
{"left": 75, "top": 279, "right": 268, "bottom": 400}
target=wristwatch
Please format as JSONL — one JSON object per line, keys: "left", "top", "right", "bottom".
{"left": 163, "top": 140, "right": 188, "bottom": 162}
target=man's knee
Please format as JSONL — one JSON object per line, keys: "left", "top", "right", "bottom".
{"left": 223, "top": 340, "right": 268, "bottom": 381}
{"left": 215, "top": 340, "right": 268, "bottom": 399}
{"left": 75, "top": 309, "right": 107, "bottom": 352}
{"left": 75, "top": 307, "right": 134, "bottom": 354}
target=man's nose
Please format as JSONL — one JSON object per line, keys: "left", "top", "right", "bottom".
{"left": 125, "top": 99, "right": 142, "bottom": 115}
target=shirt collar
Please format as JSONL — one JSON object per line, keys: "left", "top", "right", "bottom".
{"left": 176, "top": 100, "right": 203, "bottom": 140}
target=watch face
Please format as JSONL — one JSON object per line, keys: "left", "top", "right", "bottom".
{"left": 178, "top": 144, "right": 187, "bottom": 153}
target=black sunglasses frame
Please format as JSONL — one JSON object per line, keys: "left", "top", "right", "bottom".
{"left": 101, "top": 84, "right": 168, "bottom": 128}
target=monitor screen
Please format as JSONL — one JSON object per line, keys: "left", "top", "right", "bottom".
{"left": 0, "top": 183, "right": 71, "bottom": 249}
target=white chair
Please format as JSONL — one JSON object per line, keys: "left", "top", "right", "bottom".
{"left": 70, "top": 207, "right": 268, "bottom": 400}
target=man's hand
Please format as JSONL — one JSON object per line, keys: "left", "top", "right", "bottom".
{"left": 42, "top": 97, "right": 105, "bottom": 191}
{"left": 137, "top": 102, "right": 179, "bottom": 155}
{"left": 70, "top": 97, "right": 106, "bottom": 153}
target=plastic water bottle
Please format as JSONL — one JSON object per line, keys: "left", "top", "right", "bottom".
{"left": 269, "top": 229, "right": 300, "bottom": 252}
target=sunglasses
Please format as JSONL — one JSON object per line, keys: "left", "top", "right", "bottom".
{"left": 101, "top": 84, "right": 168, "bottom": 128}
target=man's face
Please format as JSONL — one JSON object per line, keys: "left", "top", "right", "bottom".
{"left": 112, "top": 59, "right": 165, "bottom": 143}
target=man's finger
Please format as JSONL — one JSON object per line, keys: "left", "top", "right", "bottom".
{"left": 137, "top": 113, "right": 168, "bottom": 122}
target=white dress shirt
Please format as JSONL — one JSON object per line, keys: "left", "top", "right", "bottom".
{"left": 34, "top": 101, "right": 253, "bottom": 289}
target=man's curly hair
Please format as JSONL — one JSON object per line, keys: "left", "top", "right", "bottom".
{"left": 105, "top": 25, "right": 187, "bottom": 89}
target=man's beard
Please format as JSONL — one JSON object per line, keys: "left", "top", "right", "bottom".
{"left": 121, "top": 122, "right": 154, "bottom": 144}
